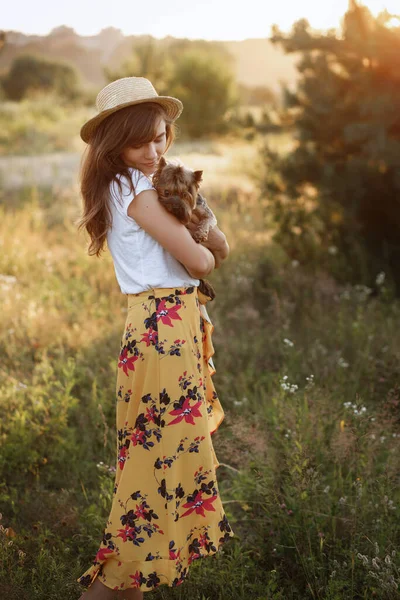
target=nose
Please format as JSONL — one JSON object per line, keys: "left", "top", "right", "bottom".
{"left": 144, "top": 142, "right": 158, "bottom": 161}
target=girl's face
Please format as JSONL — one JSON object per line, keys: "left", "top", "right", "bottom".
{"left": 120, "top": 117, "right": 167, "bottom": 177}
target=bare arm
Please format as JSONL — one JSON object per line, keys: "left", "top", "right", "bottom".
{"left": 126, "top": 189, "right": 215, "bottom": 278}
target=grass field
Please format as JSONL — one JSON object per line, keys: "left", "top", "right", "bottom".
{"left": 0, "top": 137, "right": 399, "bottom": 599}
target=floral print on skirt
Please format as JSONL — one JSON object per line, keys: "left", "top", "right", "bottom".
{"left": 77, "top": 285, "right": 235, "bottom": 593}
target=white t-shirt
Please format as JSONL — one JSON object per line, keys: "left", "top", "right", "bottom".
{"left": 106, "top": 167, "right": 200, "bottom": 294}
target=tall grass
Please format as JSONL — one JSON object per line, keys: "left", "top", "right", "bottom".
{"left": 0, "top": 143, "right": 399, "bottom": 599}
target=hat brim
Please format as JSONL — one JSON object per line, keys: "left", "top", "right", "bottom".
{"left": 80, "top": 96, "right": 183, "bottom": 144}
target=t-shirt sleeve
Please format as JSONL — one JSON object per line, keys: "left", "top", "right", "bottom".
{"left": 132, "top": 169, "right": 156, "bottom": 198}
{"left": 111, "top": 168, "right": 156, "bottom": 222}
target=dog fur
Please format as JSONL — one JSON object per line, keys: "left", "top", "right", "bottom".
{"left": 152, "top": 157, "right": 217, "bottom": 300}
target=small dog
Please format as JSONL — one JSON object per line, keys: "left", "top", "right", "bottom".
{"left": 152, "top": 156, "right": 217, "bottom": 301}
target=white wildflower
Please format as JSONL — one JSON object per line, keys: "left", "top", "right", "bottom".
{"left": 338, "top": 357, "right": 349, "bottom": 368}
{"left": 234, "top": 397, "right": 248, "bottom": 406}
{"left": 354, "top": 284, "right": 373, "bottom": 302}
{"left": 372, "top": 557, "right": 380, "bottom": 570}
{"left": 280, "top": 380, "right": 298, "bottom": 393}
{"left": 357, "top": 553, "right": 369, "bottom": 566}
{"left": 305, "top": 374, "right": 315, "bottom": 388}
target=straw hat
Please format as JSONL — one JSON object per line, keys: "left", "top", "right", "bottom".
{"left": 80, "top": 76, "right": 183, "bottom": 143}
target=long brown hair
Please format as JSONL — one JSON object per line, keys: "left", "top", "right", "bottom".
{"left": 76, "top": 102, "right": 176, "bottom": 256}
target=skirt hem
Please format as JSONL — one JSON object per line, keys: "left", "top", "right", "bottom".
{"left": 76, "top": 529, "right": 235, "bottom": 592}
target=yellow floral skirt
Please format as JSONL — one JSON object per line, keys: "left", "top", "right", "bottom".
{"left": 77, "top": 285, "right": 235, "bottom": 593}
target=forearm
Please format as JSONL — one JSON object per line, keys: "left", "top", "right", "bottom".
{"left": 186, "top": 244, "right": 215, "bottom": 278}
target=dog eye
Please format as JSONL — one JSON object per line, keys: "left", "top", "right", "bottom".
{"left": 164, "top": 190, "right": 170, "bottom": 197}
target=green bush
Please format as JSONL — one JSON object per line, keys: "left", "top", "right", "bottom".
{"left": 1, "top": 54, "right": 81, "bottom": 101}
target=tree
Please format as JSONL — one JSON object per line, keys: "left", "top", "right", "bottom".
{"left": 105, "top": 38, "right": 237, "bottom": 138}
{"left": 104, "top": 37, "right": 173, "bottom": 95}
{"left": 168, "top": 50, "right": 238, "bottom": 138}
{"left": 261, "top": 2, "right": 400, "bottom": 292}
{"left": 1, "top": 53, "right": 81, "bottom": 101}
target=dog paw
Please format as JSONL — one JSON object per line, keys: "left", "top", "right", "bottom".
{"left": 191, "top": 230, "right": 208, "bottom": 243}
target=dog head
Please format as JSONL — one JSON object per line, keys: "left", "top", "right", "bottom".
{"left": 152, "top": 156, "right": 203, "bottom": 225}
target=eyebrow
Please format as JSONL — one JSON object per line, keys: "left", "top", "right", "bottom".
{"left": 155, "top": 130, "right": 166, "bottom": 139}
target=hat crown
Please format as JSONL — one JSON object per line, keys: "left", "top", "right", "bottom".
{"left": 80, "top": 76, "right": 183, "bottom": 143}
{"left": 96, "top": 77, "right": 159, "bottom": 113}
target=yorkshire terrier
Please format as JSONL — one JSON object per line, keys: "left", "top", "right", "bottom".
{"left": 152, "top": 156, "right": 217, "bottom": 301}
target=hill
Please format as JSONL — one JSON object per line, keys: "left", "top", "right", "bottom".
{"left": 0, "top": 26, "right": 299, "bottom": 93}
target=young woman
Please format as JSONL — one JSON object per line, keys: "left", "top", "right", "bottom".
{"left": 76, "top": 77, "right": 235, "bottom": 600}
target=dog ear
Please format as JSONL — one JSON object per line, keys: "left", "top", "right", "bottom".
{"left": 152, "top": 156, "right": 166, "bottom": 185}
{"left": 193, "top": 170, "right": 203, "bottom": 183}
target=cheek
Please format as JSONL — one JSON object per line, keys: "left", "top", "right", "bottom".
{"left": 122, "top": 147, "right": 141, "bottom": 165}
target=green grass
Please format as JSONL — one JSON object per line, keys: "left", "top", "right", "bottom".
{"left": 0, "top": 144, "right": 399, "bottom": 599}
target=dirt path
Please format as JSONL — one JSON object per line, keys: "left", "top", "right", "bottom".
{"left": 0, "top": 139, "right": 259, "bottom": 193}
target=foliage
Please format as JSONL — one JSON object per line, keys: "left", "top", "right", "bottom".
{"left": 262, "top": 3, "right": 400, "bottom": 294}
{"left": 105, "top": 37, "right": 238, "bottom": 139}
{"left": 1, "top": 53, "right": 82, "bottom": 101}
{"left": 104, "top": 37, "right": 173, "bottom": 95}
{"left": 0, "top": 95, "right": 95, "bottom": 155}
{"left": 168, "top": 50, "right": 238, "bottom": 138}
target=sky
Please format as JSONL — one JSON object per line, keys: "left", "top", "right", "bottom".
{"left": 3, "top": 0, "right": 399, "bottom": 40}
